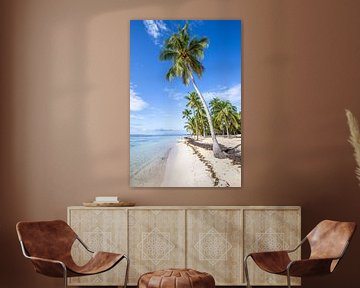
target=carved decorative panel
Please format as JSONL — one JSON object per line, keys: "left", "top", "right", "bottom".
{"left": 68, "top": 209, "right": 127, "bottom": 286}
{"left": 128, "top": 209, "right": 186, "bottom": 284}
{"left": 244, "top": 209, "right": 301, "bottom": 286}
{"left": 187, "top": 209, "right": 242, "bottom": 285}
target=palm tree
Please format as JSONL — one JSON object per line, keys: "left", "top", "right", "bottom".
{"left": 182, "top": 109, "right": 192, "bottom": 121}
{"left": 160, "top": 22, "right": 225, "bottom": 158}
{"left": 185, "top": 92, "right": 203, "bottom": 140}
{"left": 209, "top": 97, "right": 223, "bottom": 134}
{"left": 184, "top": 116, "right": 197, "bottom": 138}
{"left": 237, "top": 112, "right": 241, "bottom": 135}
{"left": 186, "top": 92, "right": 209, "bottom": 139}
{"left": 198, "top": 106, "right": 208, "bottom": 138}
{"left": 210, "top": 98, "right": 240, "bottom": 138}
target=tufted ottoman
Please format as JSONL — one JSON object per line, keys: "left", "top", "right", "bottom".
{"left": 138, "top": 268, "right": 215, "bottom": 288}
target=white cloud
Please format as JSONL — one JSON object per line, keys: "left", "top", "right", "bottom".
{"left": 130, "top": 87, "right": 148, "bottom": 111}
{"left": 203, "top": 84, "right": 241, "bottom": 104}
{"left": 130, "top": 114, "right": 144, "bottom": 120}
{"left": 143, "top": 20, "right": 168, "bottom": 41}
{"left": 164, "top": 87, "right": 185, "bottom": 101}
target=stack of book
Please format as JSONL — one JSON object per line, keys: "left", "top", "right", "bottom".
{"left": 82, "top": 196, "right": 135, "bottom": 207}
{"left": 93, "top": 196, "right": 119, "bottom": 204}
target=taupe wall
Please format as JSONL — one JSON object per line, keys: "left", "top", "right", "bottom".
{"left": 1, "top": 0, "right": 360, "bottom": 287}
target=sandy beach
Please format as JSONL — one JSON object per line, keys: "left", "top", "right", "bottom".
{"left": 161, "top": 135, "right": 241, "bottom": 187}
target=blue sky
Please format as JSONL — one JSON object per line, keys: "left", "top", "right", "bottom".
{"left": 130, "top": 20, "right": 241, "bottom": 135}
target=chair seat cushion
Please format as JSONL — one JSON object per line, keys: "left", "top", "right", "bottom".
{"left": 138, "top": 268, "right": 215, "bottom": 288}
{"left": 67, "top": 252, "right": 124, "bottom": 276}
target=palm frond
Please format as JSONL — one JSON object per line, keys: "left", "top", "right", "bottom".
{"left": 179, "top": 22, "right": 190, "bottom": 46}
{"left": 346, "top": 109, "right": 360, "bottom": 186}
{"left": 166, "top": 34, "right": 183, "bottom": 51}
{"left": 159, "top": 49, "right": 178, "bottom": 61}
{"left": 182, "top": 66, "right": 191, "bottom": 85}
{"left": 188, "top": 55, "right": 204, "bottom": 78}
{"left": 165, "top": 66, "right": 177, "bottom": 81}
{"left": 160, "top": 22, "right": 208, "bottom": 84}
{"left": 189, "top": 37, "right": 209, "bottom": 59}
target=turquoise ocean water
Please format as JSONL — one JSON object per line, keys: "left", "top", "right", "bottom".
{"left": 130, "top": 135, "right": 183, "bottom": 184}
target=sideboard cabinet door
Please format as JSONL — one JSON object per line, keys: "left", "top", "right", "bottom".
{"left": 68, "top": 208, "right": 127, "bottom": 286}
{"left": 187, "top": 209, "right": 243, "bottom": 285}
{"left": 243, "top": 208, "right": 301, "bottom": 286}
{"left": 128, "top": 209, "right": 186, "bottom": 284}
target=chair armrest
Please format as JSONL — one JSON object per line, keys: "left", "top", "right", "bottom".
{"left": 249, "top": 250, "right": 289, "bottom": 255}
{"left": 76, "top": 236, "right": 94, "bottom": 253}
{"left": 287, "top": 258, "right": 336, "bottom": 277}
{"left": 245, "top": 237, "right": 306, "bottom": 259}
{"left": 286, "top": 237, "right": 307, "bottom": 253}
{"left": 26, "top": 255, "right": 65, "bottom": 265}
{"left": 26, "top": 255, "right": 67, "bottom": 278}
{"left": 19, "top": 240, "right": 67, "bottom": 277}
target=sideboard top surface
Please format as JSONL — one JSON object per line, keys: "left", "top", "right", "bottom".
{"left": 68, "top": 205, "right": 301, "bottom": 210}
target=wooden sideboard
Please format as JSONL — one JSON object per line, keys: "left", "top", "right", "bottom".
{"left": 67, "top": 206, "right": 301, "bottom": 286}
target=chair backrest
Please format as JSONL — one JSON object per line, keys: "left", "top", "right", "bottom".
{"left": 307, "top": 220, "right": 356, "bottom": 261}
{"left": 16, "top": 220, "right": 77, "bottom": 261}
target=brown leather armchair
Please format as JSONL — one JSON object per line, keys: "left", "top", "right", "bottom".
{"left": 16, "top": 220, "right": 129, "bottom": 288}
{"left": 244, "top": 220, "right": 356, "bottom": 288}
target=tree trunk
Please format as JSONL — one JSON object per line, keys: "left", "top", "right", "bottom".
{"left": 193, "top": 110, "right": 199, "bottom": 141}
{"left": 226, "top": 125, "right": 229, "bottom": 138}
{"left": 190, "top": 74, "right": 226, "bottom": 158}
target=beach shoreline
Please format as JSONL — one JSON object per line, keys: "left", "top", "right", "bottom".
{"left": 130, "top": 147, "right": 172, "bottom": 187}
{"left": 161, "top": 135, "right": 241, "bottom": 187}
{"left": 130, "top": 134, "right": 181, "bottom": 187}
{"left": 130, "top": 135, "right": 241, "bottom": 187}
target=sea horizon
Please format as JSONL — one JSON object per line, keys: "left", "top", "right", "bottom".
{"left": 130, "top": 133, "right": 187, "bottom": 137}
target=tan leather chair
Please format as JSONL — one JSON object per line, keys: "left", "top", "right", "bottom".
{"left": 244, "top": 220, "right": 356, "bottom": 288}
{"left": 16, "top": 220, "right": 129, "bottom": 288}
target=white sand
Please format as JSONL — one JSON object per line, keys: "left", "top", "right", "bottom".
{"left": 161, "top": 136, "right": 241, "bottom": 187}
{"left": 198, "top": 136, "right": 241, "bottom": 187}
{"left": 161, "top": 139, "right": 214, "bottom": 187}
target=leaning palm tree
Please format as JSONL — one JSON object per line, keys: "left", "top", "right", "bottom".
{"left": 160, "top": 22, "right": 225, "bottom": 158}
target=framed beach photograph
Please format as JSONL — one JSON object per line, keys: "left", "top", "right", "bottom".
{"left": 130, "top": 20, "right": 241, "bottom": 187}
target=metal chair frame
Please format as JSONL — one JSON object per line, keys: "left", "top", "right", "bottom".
{"left": 19, "top": 234, "right": 129, "bottom": 288}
